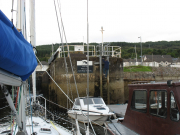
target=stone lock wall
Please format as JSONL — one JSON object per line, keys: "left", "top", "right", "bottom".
{"left": 42, "top": 56, "right": 124, "bottom": 107}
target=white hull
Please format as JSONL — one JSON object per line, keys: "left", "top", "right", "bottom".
{"left": 0, "top": 116, "right": 73, "bottom": 135}
{"left": 68, "top": 110, "right": 112, "bottom": 125}
{"left": 68, "top": 97, "right": 114, "bottom": 126}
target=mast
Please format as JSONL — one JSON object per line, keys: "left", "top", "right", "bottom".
{"left": 30, "top": 0, "right": 36, "bottom": 102}
{"left": 86, "top": 0, "right": 90, "bottom": 134}
{"left": 16, "top": 0, "right": 27, "bottom": 133}
{"left": 99, "top": 27, "right": 104, "bottom": 98}
{"left": 16, "top": 0, "right": 26, "bottom": 38}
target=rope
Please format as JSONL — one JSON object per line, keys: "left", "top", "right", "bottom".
{"left": 0, "top": 115, "right": 12, "bottom": 121}
{"left": 28, "top": 78, "right": 34, "bottom": 133}
{"left": 18, "top": 86, "right": 22, "bottom": 113}
{"left": 0, "top": 105, "right": 11, "bottom": 110}
{"left": 10, "top": 86, "right": 14, "bottom": 131}
{"left": 53, "top": 0, "right": 89, "bottom": 131}
{"left": 51, "top": 1, "right": 96, "bottom": 133}
{"left": 11, "top": 87, "right": 19, "bottom": 134}
{"left": 13, "top": 124, "right": 17, "bottom": 135}
{"left": 38, "top": 96, "right": 110, "bottom": 135}
{"left": 36, "top": 56, "right": 74, "bottom": 104}
{"left": 54, "top": 0, "right": 78, "bottom": 106}
{"left": 54, "top": 0, "right": 71, "bottom": 111}
{"left": 38, "top": 95, "right": 67, "bottom": 110}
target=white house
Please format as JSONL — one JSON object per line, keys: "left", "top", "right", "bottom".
{"left": 123, "top": 55, "right": 180, "bottom": 67}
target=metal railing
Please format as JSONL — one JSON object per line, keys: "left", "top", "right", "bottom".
{"left": 48, "top": 44, "right": 121, "bottom": 63}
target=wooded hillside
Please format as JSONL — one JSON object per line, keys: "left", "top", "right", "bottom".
{"left": 36, "top": 41, "right": 180, "bottom": 61}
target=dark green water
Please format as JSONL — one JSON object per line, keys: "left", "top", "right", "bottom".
{"left": 0, "top": 96, "right": 108, "bottom": 135}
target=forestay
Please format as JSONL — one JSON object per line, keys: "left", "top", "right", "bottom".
{"left": 0, "top": 10, "right": 37, "bottom": 81}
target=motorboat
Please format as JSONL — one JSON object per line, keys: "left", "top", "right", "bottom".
{"left": 106, "top": 80, "right": 180, "bottom": 135}
{"left": 68, "top": 97, "right": 114, "bottom": 125}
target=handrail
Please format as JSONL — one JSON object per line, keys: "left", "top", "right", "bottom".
{"left": 48, "top": 44, "right": 122, "bottom": 64}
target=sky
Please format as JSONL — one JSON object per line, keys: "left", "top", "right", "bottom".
{"left": 1, "top": 0, "right": 180, "bottom": 46}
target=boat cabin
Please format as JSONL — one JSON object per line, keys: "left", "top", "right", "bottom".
{"left": 68, "top": 97, "right": 113, "bottom": 125}
{"left": 122, "top": 80, "right": 180, "bottom": 135}
{"left": 73, "top": 97, "right": 108, "bottom": 112}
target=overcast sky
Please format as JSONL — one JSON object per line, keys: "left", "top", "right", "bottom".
{"left": 1, "top": 0, "right": 180, "bottom": 46}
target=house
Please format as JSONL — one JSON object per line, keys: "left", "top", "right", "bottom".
{"left": 123, "top": 55, "right": 178, "bottom": 67}
{"left": 171, "top": 58, "right": 180, "bottom": 68}
{"left": 123, "top": 58, "right": 141, "bottom": 67}
{"left": 143, "top": 55, "right": 172, "bottom": 67}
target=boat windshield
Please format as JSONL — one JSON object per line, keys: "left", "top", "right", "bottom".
{"left": 83, "top": 98, "right": 93, "bottom": 105}
{"left": 75, "top": 99, "right": 80, "bottom": 105}
{"left": 93, "top": 98, "right": 104, "bottom": 104}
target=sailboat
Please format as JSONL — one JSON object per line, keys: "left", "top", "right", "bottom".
{"left": 0, "top": 1, "right": 81, "bottom": 135}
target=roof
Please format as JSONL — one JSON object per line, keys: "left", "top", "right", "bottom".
{"left": 144, "top": 55, "right": 173, "bottom": 63}
{"left": 162, "top": 55, "right": 172, "bottom": 58}
{"left": 123, "top": 59, "right": 141, "bottom": 62}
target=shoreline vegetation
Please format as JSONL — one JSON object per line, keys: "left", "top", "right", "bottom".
{"left": 123, "top": 66, "right": 152, "bottom": 72}
{"left": 36, "top": 41, "right": 180, "bottom": 62}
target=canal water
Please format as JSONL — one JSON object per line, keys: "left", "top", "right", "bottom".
{"left": 0, "top": 94, "right": 109, "bottom": 135}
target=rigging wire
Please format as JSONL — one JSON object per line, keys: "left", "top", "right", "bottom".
{"left": 10, "top": 86, "right": 14, "bottom": 132}
{"left": 35, "top": 56, "right": 74, "bottom": 104}
{"left": 52, "top": 1, "right": 97, "bottom": 134}
{"left": 53, "top": 0, "right": 70, "bottom": 110}
{"left": 87, "top": 0, "right": 90, "bottom": 131}
{"left": 11, "top": 0, "right": 14, "bottom": 24}
{"left": 37, "top": 90, "right": 108, "bottom": 129}
{"left": 53, "top": 0, "right": 81, "bottom": 105}
{"left": 0, "top": 105, "right": 12, "bottom": 110}
{"left": 38, "top": 95, "right": 67, "bottom": 110}
{"left": 53, "top": 0, "right": 83, "bottom": 118}
{"left": 28, "top": 78, "right": 34, "bottom": 133}
{"left": 53, "top": 0, "right": 90, "bottom": 132}
{"left": 55, "top": 0, "right": 72, "bottom": 110}
{"left": 54, "top": 0, "right": 88, "bottom": 119}
{"left": 0, "top": 115, "right": 12, "bottom": 121}
{"left": 12, "top": 86, "right": 20, "bottom": 135}
{"left": 57, "top": 0, "right": 73, "bottom": 111}
{"left": 36, "top": 103, "right": 94, "bottom": 135}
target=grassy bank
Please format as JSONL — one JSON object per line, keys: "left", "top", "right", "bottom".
{"left": 123, "top": 66, "right": 152, "bottom": 72}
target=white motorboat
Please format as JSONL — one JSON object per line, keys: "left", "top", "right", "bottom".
{"left": 68, "top": 97, "right": 114, "bottom": 125}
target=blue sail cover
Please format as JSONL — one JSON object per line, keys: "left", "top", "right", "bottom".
{"left": 0, "top": 10, "right": 37, "bottom": 81}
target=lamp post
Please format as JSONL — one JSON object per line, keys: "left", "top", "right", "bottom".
{"left": 138, "top": 36, "right": 142, "bottom": 65}
{"left": 100, "top": 27, "right": 104, "bottom": 56}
